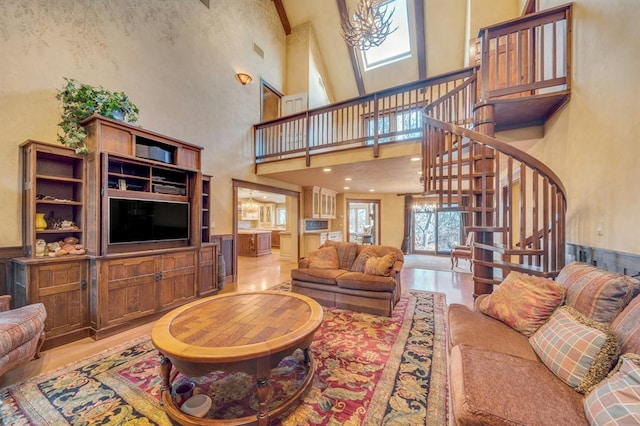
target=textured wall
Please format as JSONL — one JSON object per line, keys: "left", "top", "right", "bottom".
{"left": 0, "top": 0, "right": 292, "bottom": 244}
{"left": 530, "top": 0, "right": 640, "bottom": 255}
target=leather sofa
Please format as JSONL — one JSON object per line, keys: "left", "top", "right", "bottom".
{"left": 0, "top": 295, "right": 47, "bottom": 376}
{"left": 291, "top": 241, "right": 404, "bottom": 316}
{"left": 447, "top": 262, "right": 640, "bottom": 425}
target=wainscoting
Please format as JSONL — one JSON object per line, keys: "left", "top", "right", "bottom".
{"left": 566, "top": 244, "right": 640, "bottom": 277}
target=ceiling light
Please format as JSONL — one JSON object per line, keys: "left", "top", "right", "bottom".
{"left": 344, "top": 186, "right": 350, "bottom": 190}
{"left": 243, "top": 193, "right": 259, "bottom": 213}
{"left": 341, "top": 0, "right": 397, "bottom": 50}
{"left": 345, "top": 177, "right": 352, "bottom": 181}
{"left": 410, "top": 157, "right": 421, "bottom": 161}
{"left": 369, "top": 189, "right": 375, "bottom": 192}
{"left": 323, "top": 168, "right": 332, "bottom": 172}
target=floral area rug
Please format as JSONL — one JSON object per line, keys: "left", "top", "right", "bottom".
{"left": 1, "top": 290, "right": 448, "bottom": 425}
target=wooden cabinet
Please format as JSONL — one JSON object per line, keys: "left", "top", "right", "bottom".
{"left": 14, "top": 116, "right": 211, "bottom": 347}
{"left": 304, "top": 186, "right": 336, "bottom": 219}
{"left": 238, "top": 232, "right": 272, "bottom": 256}
{"left": 201, "top": 175, "right": 211, "bottom": 243}
{"left": 20, "top": 141, "right": 85, "bottom": 258}
{"left": 95, "top": 249, "right": 197, "bottom": 335}
{"left": 303, "top": 186, "right": 321, "bottom": 218}
{"left": 198, "top": 243, "right": 218, "bottom": 297}
{"left": 271, "top": 230, "right": 281, "bottom": 248}
{"left": 320, "top": 188, "right": 337, "bottom": 219}
{"left": 12, "top": 257, "right": 90, "bottom": 349}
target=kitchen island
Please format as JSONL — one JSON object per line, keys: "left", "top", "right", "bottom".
{"left": 238, "top": 229, "right": 272, "bottom": 257}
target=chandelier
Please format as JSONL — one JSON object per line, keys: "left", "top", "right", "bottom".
{"left": 243, "top": 193, "right": 259, "bottom": 214}
{"left": 341, "top": 0, "right": 397, "bottom": 50}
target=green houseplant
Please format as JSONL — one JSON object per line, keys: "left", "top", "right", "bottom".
{"left": 56, "top": 77, "right": 139, "bottom": 154}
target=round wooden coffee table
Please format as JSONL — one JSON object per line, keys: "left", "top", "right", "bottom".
{"left": 151, "top": 291, "right": 324, "bottom": 425}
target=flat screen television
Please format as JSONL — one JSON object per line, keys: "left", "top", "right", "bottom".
{"left": 109, "top": 198, "right": 189, "bottom": 244}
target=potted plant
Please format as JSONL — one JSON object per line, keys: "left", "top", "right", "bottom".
{"left": 56, "top": 77, "right": 139, "bottom": 154}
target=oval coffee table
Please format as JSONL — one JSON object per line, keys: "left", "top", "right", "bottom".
{"left": 151, "top": 291, "right": 324, "bottom": 425}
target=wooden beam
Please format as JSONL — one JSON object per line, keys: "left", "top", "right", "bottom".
{"left": 272, "top": 0, "right": 291, "bottom": 35}
{"left": 336, "top": 0, "right": 366, "bottom": 95}
{"left": 415, "top": 0, "right": 426, "bottom": 80}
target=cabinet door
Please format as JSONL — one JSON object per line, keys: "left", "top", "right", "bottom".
{"left": 29, "top": 260, "right": 88, "bottom": 338}
{"left": 199, "top": 244, "right": 217, "bottom": 296}
{"left": 102, "top": 256, "right": 156, "bottom": 327}
{"left": 158, "top": 251, "right": 196, "bottom": 310}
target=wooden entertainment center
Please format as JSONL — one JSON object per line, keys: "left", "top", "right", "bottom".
{"left": 12, "top": 116, "right": 219, "bottom": 349}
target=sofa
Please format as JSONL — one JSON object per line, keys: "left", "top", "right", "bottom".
{"left": 448, "top": 262, "right": 640, "bottom": 425}
{"left": 291, "top": 240, "right": 404, "bottom": 316}
{"left": 0, "top": 295, "right": 47, "bottom": 376}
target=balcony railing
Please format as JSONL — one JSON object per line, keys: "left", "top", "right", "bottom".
{"left": 255, "top": 68, "right": 477, "bottom": 166}
{"left": 479, "top": 3, "right": 572, "bottom": 99}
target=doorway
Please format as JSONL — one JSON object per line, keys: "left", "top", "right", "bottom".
{"left": 261, "top": 80, "right": 282, "bottom": 122}
{"left": 346, "top": 199, "right": 380, "bottom": 245}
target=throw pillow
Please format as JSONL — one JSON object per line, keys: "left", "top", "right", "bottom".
{"left": 322, "top": 240, "right": 358, "bottom": 270}
{"left": 363, "top": 253, "right": 396, "bottom": 276}
{"left": 478, "top": 271, "right": 565, "bottom": 336}
{"left": 308, "top": 246, "right": 339, "bottom": 269}
{"left": 529, "top": 306, "right": 620, "bottom": 394}
{"left": 584, "top": 353, "right": 640, "bottom": 425}
{"left": 611, "top": 295, "right": 640, "bottom": 354}
{"left": 556, "top": 262, "right": 640, "bottom": 324}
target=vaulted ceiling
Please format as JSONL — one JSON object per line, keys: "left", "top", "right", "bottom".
{"left": 279, "top": 0, "right": 432, "bottom": 101}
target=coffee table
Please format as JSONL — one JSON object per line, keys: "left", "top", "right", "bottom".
{"left": 151, "top": 291, "right": 324, "bottom": 425}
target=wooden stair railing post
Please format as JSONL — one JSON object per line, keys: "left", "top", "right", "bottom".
{"left": 472, "top": 102, "right": 496, "bottom": 297}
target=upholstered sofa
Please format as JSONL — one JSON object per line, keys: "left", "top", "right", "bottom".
{"left": 448, "top": 262, "right": 640, "bottom": 425}
{"left": 0, "top": 295, "right": 47, "bottom": 376}
{"left": 291, "top": 241, "right": 404, "bottom": 316}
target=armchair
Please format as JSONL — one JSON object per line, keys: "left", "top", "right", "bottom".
{"left": 450, "top": 232, "right": 474, "bottom": 270}
{"left": 0, "top": 295, "right": 47, "bottom": 376}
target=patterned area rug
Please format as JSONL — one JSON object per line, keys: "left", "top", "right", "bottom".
{"left": 1, "top": 289, "right": 448, "bottom": 425}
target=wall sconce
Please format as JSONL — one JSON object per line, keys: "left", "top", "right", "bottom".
{"left": 236, "top": 73, "right": 252, "bottom": 85}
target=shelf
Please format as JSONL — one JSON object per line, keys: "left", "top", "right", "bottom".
{"left": 36, "top": 174, "right": 84, "bottom": 184}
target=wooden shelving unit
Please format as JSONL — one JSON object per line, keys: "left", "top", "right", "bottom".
{"left": 13, "top": 116, "right": 218, "bottom": 348}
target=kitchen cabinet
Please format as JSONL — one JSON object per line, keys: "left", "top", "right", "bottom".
{"left": 320, "top": 188, "right": 337, "bottom": 219}
{"left": 303, "top": 186, "right": 321, "bottom": 218}
{"left": 271, "top": 230, "right": 281, "bottom": 248}
{"left": 238, "top": 231, "right": 272, "bottom": 256}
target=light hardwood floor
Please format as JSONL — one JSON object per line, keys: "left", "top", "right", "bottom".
{"left": 0, "top": 250, "right": 473, "bottom": 388}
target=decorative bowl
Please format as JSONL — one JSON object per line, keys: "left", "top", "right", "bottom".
{"left": 180, "top": 394, "right": 212, "bottom": 418}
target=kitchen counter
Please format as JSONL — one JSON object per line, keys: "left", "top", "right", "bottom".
{"left": 238, "top": 230, "right": 272, "bottom": 256}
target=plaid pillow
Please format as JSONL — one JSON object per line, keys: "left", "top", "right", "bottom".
{"left": 363, "top": 253, "right": 396, "bottom": 276}
{"left": 584, "top": 354, "right": 640, "bottom": 425}
{"left": 556, "top": 262, "right": 640, "bottom": 324}
{"left": 529, "top": 306, "right": 619, "bottom": 394}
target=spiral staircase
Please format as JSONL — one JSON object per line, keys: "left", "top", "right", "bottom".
{"left": 255, "top": 5, "right": 573, "bottom": 297}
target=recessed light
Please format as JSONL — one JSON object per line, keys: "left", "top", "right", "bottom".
{"left": 323, "top": 168, "right": 332, "bottom": 172}
{"left": 344, "top": 186, "right": 350, "bottom": 190}
{"left": 410, "top": 157, "right": 421, "bottom": 162}
{"left": 417, "top": 171, "right": 423, "bottom": 175}
{"left": 345, "top": 177, "right": 352, "bottom": 181}
{"left": 369, "top": 189, "right": 375, "bottom": 192}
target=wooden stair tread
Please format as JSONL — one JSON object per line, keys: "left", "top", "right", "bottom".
{"left": 474, "top": 259, "right": 558, "bottom": 277}
{"left": 474, "top": 242, "right": 544, "bottom": 256}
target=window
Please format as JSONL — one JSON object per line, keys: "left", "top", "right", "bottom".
{"left": 366, "top": 108, "right": 422, "bottom": 144}
{"left": 413, "top": 204, "right": 463, "bottom": 254}
{"left": 361, "top": 0, "right": 412, "bottom": 71}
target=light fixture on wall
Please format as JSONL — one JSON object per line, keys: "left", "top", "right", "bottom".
{"left": 341, "top": 0, "right": 396, "bottom": 50}
{"left": 236, "top": 73, "right": 253, "bottom": 85}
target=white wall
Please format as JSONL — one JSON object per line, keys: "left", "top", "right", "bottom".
{"left": 531, "top": 0, "right": 640, "bottom": 254}
{"left": 0, "top": 0, "right": 296, "bottom": 245}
